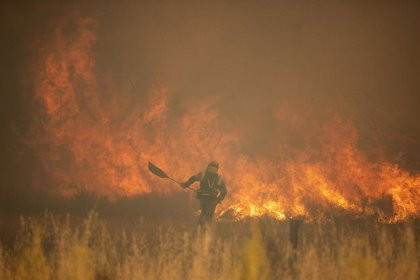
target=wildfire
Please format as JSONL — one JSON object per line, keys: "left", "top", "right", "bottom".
{"left": 28, "top": 16, "right": 419, "bottom": 222}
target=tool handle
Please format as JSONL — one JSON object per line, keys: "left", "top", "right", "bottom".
{"left": 167, "top": 177, "right": 181, "bottom": 184}
{"left": 168, "top": 177, "right": 195, "bottom": 191}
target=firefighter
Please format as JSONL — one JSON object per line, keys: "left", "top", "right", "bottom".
{"left": 181, "top": 161, "right": 227, "bottom": 226}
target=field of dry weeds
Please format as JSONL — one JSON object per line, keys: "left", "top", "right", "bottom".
{"left": 0, "top": 212, "right": 418, "bottom": 280}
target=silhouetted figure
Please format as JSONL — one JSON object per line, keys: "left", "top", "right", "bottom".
{"left": 181, "top": 161, "right": 227, "bottom": 226}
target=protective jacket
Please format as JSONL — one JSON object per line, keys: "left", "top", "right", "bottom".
{"left": 183, "top": 171, "right": 227, "bottom": 202}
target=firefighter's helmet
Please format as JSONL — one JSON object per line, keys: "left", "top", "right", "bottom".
{"left": 206, "top": 161, "right": 219, "bottom": 174}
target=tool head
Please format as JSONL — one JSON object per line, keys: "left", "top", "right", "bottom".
{"left": 148, "top": 162, "right": 168, "bottom": 178}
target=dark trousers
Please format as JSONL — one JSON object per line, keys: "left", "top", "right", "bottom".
{"left": 198, "top": 198, "right": 218, "bottom": 226}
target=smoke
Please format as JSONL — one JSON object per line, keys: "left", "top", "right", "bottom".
{"left": 1, "top": 0, "right": 419, "bottom": 221}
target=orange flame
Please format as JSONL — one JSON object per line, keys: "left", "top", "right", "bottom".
{"left": 29, "top": 16, "right": 419, "bottom": 222}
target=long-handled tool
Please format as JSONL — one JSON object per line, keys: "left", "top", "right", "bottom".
{"left": 148, "top": 162, "right": 195, "bottom": 191}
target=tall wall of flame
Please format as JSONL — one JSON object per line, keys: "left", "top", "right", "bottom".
{"left": 27, "top": 15, "right": 419, "bottom": 222}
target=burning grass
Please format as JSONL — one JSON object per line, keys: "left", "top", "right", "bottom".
{"left": 23, "top": 14, "right": 419, "bottom": 223}
{"left": 0, "top": 212, "right": 418, "bottom": 280}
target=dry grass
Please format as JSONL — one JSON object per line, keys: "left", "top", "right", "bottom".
{"left": 0, "top": 212, "right": 418, "bottom": 280}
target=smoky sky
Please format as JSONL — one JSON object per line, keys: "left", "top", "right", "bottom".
{"left": 0, "top": 0, "right": 419, "bottom": 195}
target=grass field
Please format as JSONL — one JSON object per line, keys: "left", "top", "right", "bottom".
{"left": 0, "top": 211, "right": 418, "bottom": 280}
